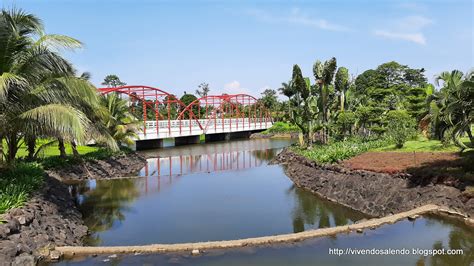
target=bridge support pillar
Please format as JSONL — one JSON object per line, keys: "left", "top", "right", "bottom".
{"left": 175, "top": 135, "right": 201, "bottom": 146}
{"left": 135, "top": 139, "right": 163, "bottom": 150}
{"left": 229, "top": 131, "right": 253, "bottom": 140}
{"left": 205, "top": 133, "right": 230, "bottom": 142}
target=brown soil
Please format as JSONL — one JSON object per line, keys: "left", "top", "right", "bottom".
{"left": 343, "top": 152, "right": 460, "bottom": 174}
{"left": 343, "top": 152, "right": 473, "bottom": 189}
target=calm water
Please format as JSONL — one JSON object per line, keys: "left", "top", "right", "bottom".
{"left": 56, "top": 215, "right": 474, "bottom": 266}
{"left": 71, "top": 139, "right": 367, "bottom": 246}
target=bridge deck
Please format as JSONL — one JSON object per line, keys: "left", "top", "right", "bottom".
{"left": 137, "top": 118, "right": 272, "bottom": 140}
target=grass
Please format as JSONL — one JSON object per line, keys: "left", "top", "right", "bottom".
{"left": 293, "top": 137, "right": 392, "bottom": 164}
{"left": 7, "top": 139, "right": 100, "bottom": 159}
{"left": 262, "top": 121, "right": 300, "bottom": 135}
{"left": 0, "top": 163, "right": 44, "bottom": 215}
{"left": 372, "top": 136, "right": 469, "bottom": 152}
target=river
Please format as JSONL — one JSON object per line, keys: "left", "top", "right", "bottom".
{"left": 54, "top": 138, "right": 473, "bottom": 265}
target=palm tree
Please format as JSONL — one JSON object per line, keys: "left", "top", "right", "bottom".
{"left": 100, "top": 93, "right": 140, "bottom": 146}
{"left": 313, "top": 58, "right": 337, "bottom": 143}
{"left": 431, "top": 70, "right": 473, "bottom": 150}
{"left": 0, "top": 8, "right": 117, "bottom": 163}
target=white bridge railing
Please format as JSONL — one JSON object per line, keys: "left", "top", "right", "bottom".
{"left": 137, "top": 118, "right": 272, "bottom": 140}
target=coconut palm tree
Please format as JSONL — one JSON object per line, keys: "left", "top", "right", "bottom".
{"left": 100, "top": 93, "right": 140, "bottom": 146}
{"left": 0, "top": 8, "right": 116, "bottom": 163}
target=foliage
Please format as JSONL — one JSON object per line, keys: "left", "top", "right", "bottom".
{"left": 179, "top": 93, "right": 198, "bottom": 119}
{"left": 0, "top": 163, "right": 44, "bottom": 214}
{"left": 100, "top": 93, "right": 140, "bottom": 146}
{"left": 259, "top": 89, "right": 278, "bottom": 110}
{"left": 101, "top": 74, "right": 126, "bottom": 88}
{"left": 0, "top": 8, "right": 116, "bottom": 163}
{"left": 262, "top": 122, "right": 300, "bottom": 134}
{"left": 427, "top": 70, "right": 473, "bottom": 150}
{"left": 293, "top": 137, "right": 391, "bottom": 164}
{"left": 386, "top": 110, "right": 416, "bottom": 148}
{"left": 372, "top": 136, "right": 468, "bottom": 152}
{"left": 195, "top": 82, "right": 210, "bottom": 97}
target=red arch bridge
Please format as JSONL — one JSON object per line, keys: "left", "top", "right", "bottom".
{"left": 98, "top": 85, "right": 273, "bottom": 149}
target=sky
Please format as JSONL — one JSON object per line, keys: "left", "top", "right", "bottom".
{"left": 3, "top": 0, "right": 473, "bottom": 98}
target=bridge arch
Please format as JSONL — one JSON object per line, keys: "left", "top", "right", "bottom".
{"left": 176, "top": 94, "right": 272, "bottom": 133}
{"left": 98, "top": 85, "right": 203, "bottom": 136}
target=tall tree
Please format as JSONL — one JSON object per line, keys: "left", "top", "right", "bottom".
{"left": 0, "top": 8, "right": 113, "bottom": 163}
{"left": 260, "top": 89, "right": 278, "bottom": 111}
{"left": 101, "top": 74, "right": 126, "bottom": 88}
{"left": 195, "top": 82, "right": 210, "bottom": 97}
{"left": 335, "top": 67, "right": 350, "bottom": 112}
{"left": 313, "top": 57, "right": 337, "bottom": 143}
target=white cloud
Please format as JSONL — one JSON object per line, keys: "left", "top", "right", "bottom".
{"left": 374, "top": 30, "right": 426, "bottom": 45}
{"left": 395, "top": 15, "right": 433, "bottom": 31}
{"left": 247, "top": 8, "right": 349, "bottom": 32}
{"left": 374, "top": 15, "right": 433, "bottom": 45}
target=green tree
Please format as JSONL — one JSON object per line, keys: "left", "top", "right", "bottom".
{"left": 386, "top": 110, "right": 416, "bottom": 148}
{"left": 0, "top": 8, "right": 114, "bottom": 163}
{"left": 431, "top": 70, "right": 474, "bottom": 149}
{"left": 195, "top": 82, "right": 210, "bottom": 97}
{"left": 335, "top": 67, "right": 350, "bottom": 112}
{"left": 179, "top": 93, "right": 198, "bottom": 119}
{"left": 100, "top": 93, "right": 140, "bottom": 146}
{"left": 260, "top": 88, "right": 278, "bottom": 111}
{"left": 101, "top": 74, "right": 126, "bottom": 88}
{"left": 313, "top": 57, "right": 337, "bottom": 144}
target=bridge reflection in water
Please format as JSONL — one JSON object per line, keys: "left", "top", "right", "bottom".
{"left": 137, "top": 143, "right": 279, "bottom": 194}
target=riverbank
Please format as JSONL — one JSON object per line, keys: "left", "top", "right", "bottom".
{"left": 47, "top": 152, "right": 147, "bottom": 182}
{"left": 250, "top": 132, "right": 299, "bottom": 139}
{"left": 0, "top": 176, "right": 87, "bottom": 264}
{"left": 275, "top": 149, "right": 473, "bottom": 219}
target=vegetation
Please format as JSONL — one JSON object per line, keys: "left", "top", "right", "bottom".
{"left": 262, "top": 122, "right": 300, "bottom": 135}
{"left": 0, "top": 163, "right": 44, "bottom": 214}
{"left": 293, "top": 138, "right": 391, "bottom": 164}
{"left": 386, "top": 110, "right": 416, "bottom": 148}
{"left": 373, "top": 136, "right": 466, "bottom": 153}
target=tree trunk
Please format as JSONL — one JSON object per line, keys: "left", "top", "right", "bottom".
{"left": 71, "top": 140, "right": 80, "bottom": 157}
{"left": 467, "top": 126, "right": 474, "bottom": 145}
{"left": 6, "top": 134, "right": 19, "bottom": 164}
{"left": 58, "top": 138, "right": 67, "bottom": 159}
{"left": 0, "top": 135, "right": 4, "bottom": 165}
{"left": 340, "top": 91, "right": 345, "bottom": 112}
{"left": 26, "top": 137, "right": 36, "bottom": 161}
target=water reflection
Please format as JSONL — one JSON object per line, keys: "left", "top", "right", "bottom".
{"left": 73, "top": 180, "right": 140, "bottom": 245}
{"left": 54, "top": 216, "right": 474, "bottom": 266}
{"left": 70, "top": 139, "right": 367, "bottom": 246}
{"left": 289, "top": 185, "right": 366, "bottom": 233}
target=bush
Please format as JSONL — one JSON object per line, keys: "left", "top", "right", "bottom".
{"left": 0, "top": 163, "right": 44, "bottom": 214}
{"left": 386, "top": 110, "right": 416, "bottom": 148}
{"left": 262, "top": 122, "right": 300, "bottom": 134}
{"left": 293, "top": 137, "right": 391, "bottom": 164}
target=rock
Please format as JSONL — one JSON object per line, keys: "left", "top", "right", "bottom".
{"left": 17, "top": 216, "right": 26, "bottom": 225}
{"left": 0, "top": 224, "right": 10, "bottom": 239}
{"left": 407, "top": 215, "right": 420, "bottom": 221}
{"left": 12, "top": 254, "right": 35, "bottom": 266}
{"left": 109, "top": 254, "right": 118, "bottom": 258}
{"left": 49, "top": 250, "right": 62, "bottom": 261}
{"left": 356, "top": 229, "right": 363, "bottom": 233}
{"left": 191, "top": 249, "right": 201, "bottom": 256}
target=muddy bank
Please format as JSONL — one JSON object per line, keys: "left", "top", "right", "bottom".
{"left": 0, "top": 176, "right": 88, "bottom": 265}
{"left": 250, "top": 132, "right": 299, "bottom": 139}
{"left": 47, "top": 152, "right": 146, "bottom": 182}
{"left": 275, "top": 149, "right": 473, "bottom": 218}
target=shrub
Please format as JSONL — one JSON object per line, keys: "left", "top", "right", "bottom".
{"left": 293, "top": 137, "right": 391, "bottom": 164}
{"left": 386, "top": 110, "right": 416, "bottom": 148}
{"left": 0, "top": 163, "right": 44, "bottom": 214}
{"left": 262, "top": 122, "right": 300, "bottom": 134}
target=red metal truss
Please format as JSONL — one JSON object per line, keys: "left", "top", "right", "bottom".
{"left": 176, "top": 94, "right": 271, "bottom": 132}
{"left": 98, "top": 85, "right": 272, "bottom": 136}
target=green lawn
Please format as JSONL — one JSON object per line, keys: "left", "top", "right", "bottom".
{"left": 372, "top": 136, "right": 469, "bottom": 152}
{"left": 3, "top": 139, "right": 99, "bottom": 159}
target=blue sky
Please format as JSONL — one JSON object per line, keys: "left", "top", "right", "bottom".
{"left": 4, "top": 0, "right": 473, "bottom": 97}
